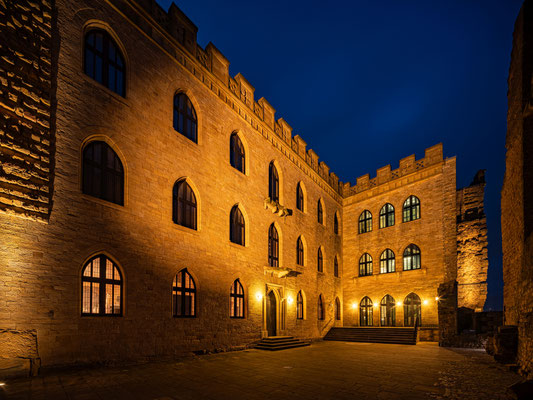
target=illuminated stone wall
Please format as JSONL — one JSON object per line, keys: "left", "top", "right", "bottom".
{"left": 502, "top": 0, "right": 533, "bottom": 379}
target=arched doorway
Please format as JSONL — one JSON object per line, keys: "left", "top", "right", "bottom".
{"left": 360, "top": 296, "right": 373, "bottom": 326}
{"left": 404, "top": 293, "right": 421, "bottom": 326}
{"left": 266, "top": 291, "right": 277, "bottom": 336}
{"left": 380, "top": 295, "right": 396, "bottom": 326}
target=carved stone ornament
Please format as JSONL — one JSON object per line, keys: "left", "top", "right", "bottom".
{"left": 264, "top": 198, "right": 293, "bottom": 217}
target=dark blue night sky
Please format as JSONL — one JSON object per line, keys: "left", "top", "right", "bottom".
{"left": 157, "top": 0, "right": 523, "bottom": 310}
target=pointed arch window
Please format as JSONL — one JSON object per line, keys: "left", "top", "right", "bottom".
{"left": 84, "top": 29, "right": 125, "bottom": 96}
{"left": 230, "top": 279, "right": 245, "bottom": 318}
{"left": 379, "top": 203, "right": 395, "bottom": 228}
{"left": 359, "top": 253, "right": 373, "bottom": 276}
{"left": 269, "top": 162, "right": 279, "bottom": 202}
{"left": 403, "top": 244, "right": 421, "bottom": 270}
{"left": 334, "top": 256, "right": 339, "bottom": 277}
{"left": 335, "top": 297, "right": 341, "bottom": 320}
{"left": 230, "top": 133, "right": 245, "bottom": 173}
{"left": 230, "top": 206, "right": 245, "bottom": 246}
{"left": 317, "top": 294, "right": 324, "bottom": 320}
{"left": 317, "top": 200, "right": 324, "bottom": 224}
{"left": 403, "top": 195, "right": 420, "bottom": 222}
{"left": 82, "top": 255, "right": 123, "bottom": 316}
{"left": 173, "top": 93, "right": 198, "bottom": 143}
{"left": 358, "top": 210, "right": 372, "bottom": 233}
{"left": 296, "top": 236, "right": 304, "bottom": 266}
{"left": 380, "top": 295, "right": 396, "bottom": 326}
{"left": 360, "top": 297, "right": 373, "bottom": 326}
{"left": 317, "top": 248, "right": 323, "bottom": 272}
{"left": 296, "top": 182, "right": 304, "bottom": 211}
{"left": 404, "top": 293, "right": 422, "bottom": 326}
{"left": 334, "top": 213, "right": 339, "bottom": 235}
{"left": 172, "top": 180, "right": 197, "bottom": 230}
{"left": 172, "top": 269, "right": 196, "bottom": 317}
{"left": 296, "top": 291, "right": 304, "bottom": 320}
{"left": 82, "top": 141, "right": 124, "bottom": 205}
{"left": 268, "top": 224, "right": 279, "bottom": 267}
{"left": 380, "top": 249, "right": 395, "bottom": 274}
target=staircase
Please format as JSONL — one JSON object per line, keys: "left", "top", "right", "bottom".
{"left": 324, "top": 327, "right": 417, "bottom": 345}
{"left": 255, "top": 336, "right": 310, "bottom": 351}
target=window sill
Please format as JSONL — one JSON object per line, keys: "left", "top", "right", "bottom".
{"left": 229, "top": 241, "right": 247, "bottom": 249}
{"left": 80, "top": 193, "right": 126, "bottom": 211}
{"left": 172, "top": 222, "right": 201, "bottom": 235}
{"left": 80, "top": 73, "right": 130, "bottom": 106}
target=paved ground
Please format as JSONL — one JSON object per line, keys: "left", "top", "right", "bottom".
{"left": 0, "top": 342, "right": 521, "bottom": 400}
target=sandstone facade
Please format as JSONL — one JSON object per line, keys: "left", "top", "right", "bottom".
{"left": 0, "top": 0, "right": 488, "bottom": 372}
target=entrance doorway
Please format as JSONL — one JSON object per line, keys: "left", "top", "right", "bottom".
{"left": 266, "top": 291, "right": 277, "bottom": 336}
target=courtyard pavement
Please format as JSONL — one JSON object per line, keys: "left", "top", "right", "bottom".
{"left": 0, "top": 342, "right": 521, "bottom": 400}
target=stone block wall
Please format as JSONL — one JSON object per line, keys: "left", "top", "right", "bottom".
{"left": 0, "top": 0, "right": 55, "bottom": 221}
{"left": 456, "top": 170, "right": 488, "bottom": 311}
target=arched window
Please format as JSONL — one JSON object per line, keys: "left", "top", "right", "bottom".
{"left": 317, "top": 247, "right": 323, "bottom": 272}
{"left": 334, "top": 256, "right": 339, "bottom": 278}
{"left": 172, "top": 180, "right": 197, "bottom": 230}
{"left": 172, "top": 269, "right": 196, "bottom": 317}
{"left": 296, "top": 290, "right": 304, "bottom": 320}
{"left": 173, "top": 93, "right": 198, "bottom": 143}
{"left": 379, "top": 203, "right": 395, "bottom": 228}
{"left": 230, "top": 279, "right": 245, "bottom": 318}
{"left": 404, "top": 293, "right": 421, "bottom": 326}
{"left": 268, "top": 223, "right": 279, "bottom": 267}
{"left": 82, "top": 141, "right": 124, "bottom": 205}
{"left": 380, "top": 294, "right": 396, "bottom": 326}
{"left": 360, "top": 297, "right": 373, "bottom": 326}
{"left": 230, "top": 133, "right": 245, "bottom": 173}
{"left": 380, "top": 249, "right": 395, "bottom": 274}
{"left": 296, "top": 236, "right": 304, "bottom": 266}
{"left": 335, "top": 297, "right": 341, "bottom": 320}
{"left": 82, "top": 254, "right": 123, "bottom": 316}
{"left": 358, "top": 210, "right": 372, "bottom": 233}
{"left": 334, "top": 213, "right": 340, "bottom": 235}
{"left": 403, "top": 244, "right": 421, "bottom": 270}
{"left": 296, "top": 182, "right": 304, "bottom": 211}
{"left": 403, "top": 195, "right": 420, "bottom": 222}
{"left": 317, "top": 294, "right": 324, "bottom": 320}
{"left": 359, "top": 253, "right": 373, "bottom": 276}
{"left": 317, "top": 200, "right": 324, "bottom": 224}
{"left": 230, "top": 206, "right": 245, "bottom": 246}
{"left": 269, "top": 162, "right": 279, "bottom": 202}
{"left": 84, "top": 29, "right": 125, "bottom": 96}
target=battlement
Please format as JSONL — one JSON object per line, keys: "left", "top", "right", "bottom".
{"left": 131, "top": 0, "right": 344, "bottom": 195}
{"left": 342, "top": 143, "right": 444, "bottom": 197}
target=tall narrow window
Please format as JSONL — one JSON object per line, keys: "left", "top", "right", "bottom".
{"left": 334, "top": 256, "right": 339, "bottom": 278}
{"left": 230, "top": 279, "right": 245, "bottom": 318}
{"left": 317, "top": 247, "right": 323, "bottom": 272}
{"left": 404, "top": 293, "right": 422, "bottom": 326}
{"left": 172, "top": 180, "right": 197, "bottom": 229}
{"left": 334, "top": 213, "right": 339, "bottom": 235}
{"left": 173, "top": 93, "right": 198, "bottom": 143}
{"left": 84, "top": 29, "right": 125, "bottom": 96}
{"left": 403, "top": 195, "right": 420, "bottom": 222}
{"left": 360, "top": 296, "right": 373, "bottom": 326}
{"left": 380, "top": 295, "right": 396, "bottom": 326}
{"left": 380, "top": 249, "right": 395, "bottom": 273}
{"left": 403, "top": 244, "right": 421, "bottom": 270}
{"left": 317, "top": 294, "right": 324, "bottom": 320}
{"left": 82, "top": 254, "right": 123, "bottom": 316}
{"left": 296, "top": 182, "right": 304, "bottom": 211}
{"left": 82, "top": 141, "right": 124, "bottom": 205}
{"left": 359, "top": 253, "right": 373, "bottom": 276}
{"left": 172, "top": 269, "right": 196, "bottom": 317}
{"left": 317, "top": 200, "right": 324, "bottom": 224}
{"left": 358, "top": 210, "right": 372, "bottom": 233}
{"left": 379, "top": 203, "right": 395, "bottom": 228}
{"left": 230, "top": 133, "right": 245, "bottom": 173}
{"left": 268, "top": 223, "right": 279, "bottom": 267}
{"left": 269, "top": 162, "right": 279, "bottom": 202}
{"left": 296, "top": 291, "right": 304, "bottom": 320}
{"left": 296, "top": 236, "right": 304, "bottom": 266}
{"left": 230, "top": 206, "right": 245, "bottom": 246}
{"left": 335, "top": 297, "right": 341, "bottom": 320}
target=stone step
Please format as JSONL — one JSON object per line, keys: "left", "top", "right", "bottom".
{"left": 324, "top": 327, "right": 417, "bottom": 345}
{"left": 255, "top": 337, "right": 310, "bottom": 351}
{"left": 255, "top": 341, "right": 310, "bottom": 351}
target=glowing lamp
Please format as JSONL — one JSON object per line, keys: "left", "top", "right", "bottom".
{"left": 435, "top": 296, "right": 440, "bottom": 301}
{"left": 423, "top": 299, "right": 429, "bottom": 305}
{"left": 396, "top": 301, "right": 402, "bottom": 306}
{"left": 352, "top": 303, "right": 357, "bottom": 309}
{"left": 287, "top": 296, "right": 293, "bottom": 305}
{"left": 256, "top": 292, "right": 263, "bottom": 301}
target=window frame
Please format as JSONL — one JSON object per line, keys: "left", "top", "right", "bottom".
{"left": 334, "top": 213, "right": 340, "bottom": 235}
{"left": 359, "top": 253, "right": 373, "bottom": 276}
{"left": 317, "top": 200, "right": 324, "bottom": 225}
{"left": 296, "top": 236, "right": 304, "bottom": 266}
{"left": 403, "top": 244, "right": 421, "bottom": 270}
{"left": 268, "top": 223, "right": 279, "bottom": 267}
{"left": 379, "top": 203, "right": 395, "bottom": 228}
{"left": 360, "top": 296, "right": 373, "bottom": 326}
{"left": 358, "top": 210, "right": 372, "bottom": 234}
{"left": 230, "top": 133, "right": 245, "bottom": 174}
{"left": 403, "top": 195, "right": 421, "bottom": 223}
{"left": 172, "top": 180, "right": 197, "bottom": 230}
{"left": 230, "top": 205, "right": 245, "bottom": 246}
{"left": 230, "top": 279, "right": 245, "bottom": 319}
{"left": 296, "top": 182, "right": 305, "bottom": 212}
{"left": 296, "top": 290, "right": 304, "bottom": 320}
{"left": 334, "top": 256, "right": 339, "bottom": 278}
{"left": 380, "top": 249, "right": 396, "bottom": 274}
{"left": 335, "top": 297, "right": 341, "bottom": 320}
{"left": 317, "top": 247, "right": 323, "bottom": 273}
{"left": 269, "top": 162, "right": 280, "bottom": 202}
{"left": 172, "top": 268, "right": 196, "bottom": 318}
{"left": 317, "top": 294, "right": 324, "bottom": 320}
{"left": 173, "top": 93, "right": 198, "bottom": 143}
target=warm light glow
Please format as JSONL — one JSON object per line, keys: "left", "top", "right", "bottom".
{"left": 352, "top": 303, "right": 357, "bottom": 309}
{"left": 423, "top": 299, "right": 429, "bottom": 305}
{"left": 435, "top": 296, "right": 440, "bottom": 301}
{"left": 396, "top": 301, "right": 402, "bottom": 306}
{"left": 374, "top": 302, "right": 379, "bottom": 307}
{"left": 0, "top": 383, "right": 5, "bottom": 386}
{"left": 256, "top": 292, "right": 263, "bottom": 301}
{"left": 287, "top": 296, "right": 293, "bottom": 304}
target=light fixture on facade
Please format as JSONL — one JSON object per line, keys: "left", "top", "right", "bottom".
{"left": 435, "top": 296, "right": 440, "bottom": 301}
{"left": 256, "top": 292, "right": 263, "bottom": 301}
{"left": 287, "top": 296, "right": 293, "bottom": 304}
{"left": 423, "top": 299, "right": 429, "bottom": 305}
{"left": 396, "top": 301, "right": 402, "bottom": 306}
{"left": 352, "top": 303, "right": 357, "bottom": 309}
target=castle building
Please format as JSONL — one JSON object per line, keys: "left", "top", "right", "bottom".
{"left": 0, "top": 0, "right": 488, "bottom": 374}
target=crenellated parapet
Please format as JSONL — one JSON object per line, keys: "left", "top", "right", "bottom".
{"left": 342, "top": 143, "right": 444, "bottom": 197}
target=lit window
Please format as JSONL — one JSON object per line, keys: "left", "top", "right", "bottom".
{"left": 359, "top": 253, "right": 373, "bottom": 276}
{"left": 172, "top": 269, "right": 196, "bottom": 317}
{"left": 173, "top": 93, "right": 198, "bottom": 143}
{"left": 403, "top": 244, "right": 421, "bottom": 270}
{"left": 268, "top": 223, "right": 279, "bottom": 267}
{"left": 379, "top": 203, "right": 395, "bottom": 228}
{"left": 82, "top": 255, "right": 122, "bottom": 316}
{"left": 172, "top": 180, "right": 197, "bottom": 230}
{"left": 230, "top": 206, "right": 245, "bottom": 246}
{"left": 230, "top": 133, "right": 245, "bottom": 173}
{"left": 403, "top": 195, "right": 420, "bottom": 222}
{"left": 380, "top": 249, "right": 395, "bottom": 273}
{"left": 358, "top": 210, "right": 372, "bottom": 233}
{"left": 230, "top": 279, "right": 245, "bottom": 318}
{"left": 380, "top": 294, "right": 396, "bottom": 326}
{"left": 360, "top": 296, "right": 373, "bottom": 326}
{"left": 404, "top": 293, "right": 422, "bottom": 326}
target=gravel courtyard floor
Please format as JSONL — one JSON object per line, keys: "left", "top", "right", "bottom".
{"left": 0, "top": 341, "right": 522, "bottom": 400}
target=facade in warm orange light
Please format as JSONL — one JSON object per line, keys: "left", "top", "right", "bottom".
{"left": 0, "top": 0, "right": 488, "bottom": 373}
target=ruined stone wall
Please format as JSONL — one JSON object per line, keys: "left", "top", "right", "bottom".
{"left": 456, "top": 171, "right": 488, "bottom": 312}
{"left": 502, "top": 0, "right": 533, "bottom": 379}
{"left": 0, "top": 0, "right": 55, "bottom": 221}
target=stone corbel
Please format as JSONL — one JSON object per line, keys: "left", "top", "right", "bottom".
{"left": 264, "top": 197, "right": 293, "bottom": 217}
